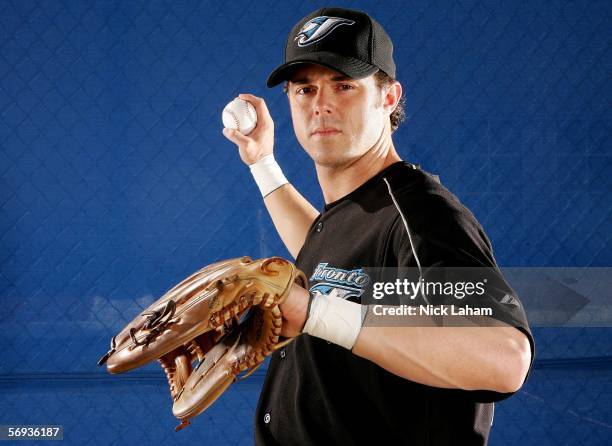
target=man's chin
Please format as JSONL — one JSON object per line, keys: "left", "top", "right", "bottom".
{"left": 310, "top": 152, "right": 354, "bottom": 169}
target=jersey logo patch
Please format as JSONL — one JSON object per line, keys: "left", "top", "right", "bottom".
{"left": 309, "top": 263, "right": 369, "bottom": 301}
{"left": 500, "top": 294, "right": 519, "bottom": 307}
{"left": 294, "top": 16, "right": 355, "bottom": 47}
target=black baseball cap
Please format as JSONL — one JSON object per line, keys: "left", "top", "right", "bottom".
{"left": 266, "top": 7, "right": 396, "bottom": 88}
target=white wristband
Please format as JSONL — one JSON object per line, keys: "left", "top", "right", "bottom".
{"left": 302, "top": 294, "right": 364, "bottom": 350}
{"left": 249, "top": 153, "right": 289, "bottom": 197}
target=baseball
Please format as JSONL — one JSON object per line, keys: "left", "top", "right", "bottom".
{"left": 222, "top": 98, "right": 257, "bottom": 135}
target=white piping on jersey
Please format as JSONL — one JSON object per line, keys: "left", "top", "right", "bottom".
{"left": 383, "top": 177, "right": 430, "bottom": 305}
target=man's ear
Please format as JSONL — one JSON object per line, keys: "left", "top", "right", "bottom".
{"left": 383, "top": 81, "right": 402, "bottom": 114}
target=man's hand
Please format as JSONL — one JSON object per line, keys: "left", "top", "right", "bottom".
{"left": 279, "top": 282, "right": 311, "bottom": 338}
{"left": 222, "top": 93, "right": 275, "bottom": 165}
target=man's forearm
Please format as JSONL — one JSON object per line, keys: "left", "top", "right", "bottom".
{"left": 351, "top": 324, "right": 532, "bottom": 393}
{"left": 264, "top": 183, "right": 319, "bottom": 259}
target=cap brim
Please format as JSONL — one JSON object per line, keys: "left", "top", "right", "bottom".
{"left": 266, "top": 52, "right": 378, "bottom": 88}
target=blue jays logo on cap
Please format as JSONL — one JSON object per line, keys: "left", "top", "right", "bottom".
{"left": 294, "top": 16, "right": 355, "bottom": 47}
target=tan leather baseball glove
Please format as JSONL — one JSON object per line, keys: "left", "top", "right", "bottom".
{"left": 97, "top": 256, "right": 307, "bottom": 431}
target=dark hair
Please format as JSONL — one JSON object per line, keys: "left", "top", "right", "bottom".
{"left": 283, "top": 69, "right": 406, "bottom": 132}
{"left": 374, "top": 70, "right": 405, "bottom": 133}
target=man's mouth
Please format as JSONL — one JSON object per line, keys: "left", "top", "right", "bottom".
{"left": 311, "top": 127, "right": 341, "bottom": 136}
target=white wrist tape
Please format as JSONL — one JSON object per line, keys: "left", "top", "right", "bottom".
{"left": 249, "top": 153, "right": 289, "bottom": 197}
{"left": 303, "top": 294, "right": 364, "bottom": 350}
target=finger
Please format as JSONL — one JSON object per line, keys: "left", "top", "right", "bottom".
{"left": 238, "top": 93, "right": 272, "bottom": 121}
{"left": 222, "top": 127, "right": 250, "bottom": 145}
{"left": 237, "top": 93, "right": 260, "bottom": 102}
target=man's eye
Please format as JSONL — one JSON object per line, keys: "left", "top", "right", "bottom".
{"left": 338, "top": 84, "right": 354, "bottom": 90}
{"left": 296, "top": 87, "right": 313, "bottom": 95}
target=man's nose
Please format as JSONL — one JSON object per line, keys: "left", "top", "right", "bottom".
{"left": 313, "top": 89, "right": 333, "bottom": 116}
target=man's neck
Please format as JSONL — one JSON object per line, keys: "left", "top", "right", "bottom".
{"left": 315, "top": 128, "right": 402, "bottom": 204}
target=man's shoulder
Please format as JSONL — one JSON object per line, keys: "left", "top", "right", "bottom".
{"left": 383, "top": 163, "right": 463, "bottom": 210}
{"left": 382, "top": 162, "right": 481, "bottom": 232}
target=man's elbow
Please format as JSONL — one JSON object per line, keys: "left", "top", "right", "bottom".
{"left": 494, "top": 332, "right": 532, "bottom": 394}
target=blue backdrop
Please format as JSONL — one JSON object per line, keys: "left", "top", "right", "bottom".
{"left": 1, "top": 0, "right": 610, "bottom": 444}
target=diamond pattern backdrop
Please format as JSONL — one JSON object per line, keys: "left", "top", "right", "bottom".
{"left": 1, "top": 0, "right": 610, "bottom": 444}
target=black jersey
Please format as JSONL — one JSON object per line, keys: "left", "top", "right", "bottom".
{"left": 254, "top": 161, "right": 534, "bottom": 445}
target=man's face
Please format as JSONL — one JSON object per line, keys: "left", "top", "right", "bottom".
{"left": 286, "top": 64, "right": 388, "bottom": 168}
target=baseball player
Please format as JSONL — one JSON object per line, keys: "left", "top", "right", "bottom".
{"left": 223, "top": 7, "right": 534, "bottom": 445}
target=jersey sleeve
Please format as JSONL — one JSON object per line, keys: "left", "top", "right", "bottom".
{"left": 386, "top": 181, "right": 535, "bottom": 403}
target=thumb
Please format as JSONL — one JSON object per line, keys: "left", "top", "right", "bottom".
{"left": 222, "top": 127, "right": 251, "bottom": 146}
